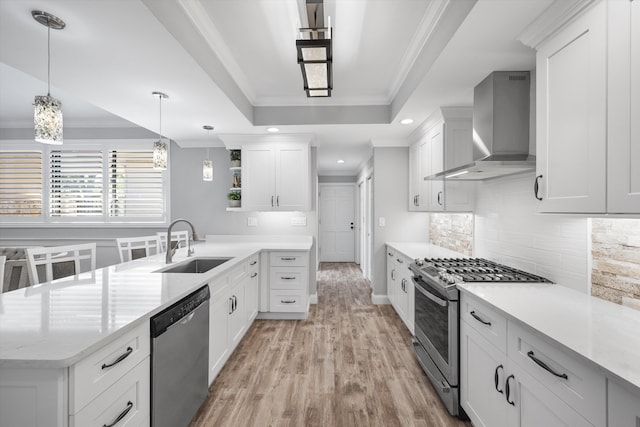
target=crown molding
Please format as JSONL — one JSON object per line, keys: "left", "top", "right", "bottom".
{"left": 517, "top": 0, "right": 598, "bottom": 49}
{"left": 217, "top": 133, "right": 315, "bottom": 150}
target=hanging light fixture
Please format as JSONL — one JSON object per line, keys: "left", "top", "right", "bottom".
{"left": 152, "top": 91, "right": 168, "bottom": 170}
{"left": 296, "top": 0, "right": 332, "bottom": 97}
{"left": 32, "top": 10, "right": 66, "bottom": 145}
{"left": 202, "top": 125, "right": 214, "bottom": 182}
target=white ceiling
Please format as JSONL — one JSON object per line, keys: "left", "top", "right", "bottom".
{"left": 0, "top": 0, "right": 554, "bottom": 175}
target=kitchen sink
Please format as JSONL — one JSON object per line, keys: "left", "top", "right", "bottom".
{"left": 156, "top": 257, "right": 232, "bottom": 274}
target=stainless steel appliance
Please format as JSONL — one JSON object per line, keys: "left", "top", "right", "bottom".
{"left": 151, "top": 285, "right": 210, "bottom": 427}
{"left": 409, "top": 258, "right": 552, "bottom": 417}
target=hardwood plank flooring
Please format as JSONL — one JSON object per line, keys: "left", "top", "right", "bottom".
{"left": 191, "top": 262, "right": 471, "bottom": 427}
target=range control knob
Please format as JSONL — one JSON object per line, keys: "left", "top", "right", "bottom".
{"left": 414, "top": 259, "right": 424, "bottom": 267}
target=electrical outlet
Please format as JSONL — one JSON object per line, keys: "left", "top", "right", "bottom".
{"left": 247, "top": 217, "right": 258, "bottom": 227}
{"left": 291, "top": 216, "right": 307, "bottom": 226}
{"left": 379, "top": 217, "right": 386, "bottom": 227}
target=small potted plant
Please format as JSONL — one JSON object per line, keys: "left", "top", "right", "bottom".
{"left": 227, "top": 191, "right": 241, "bottom": 207}
{"left": 230, "top": 150, "right": 241, "bottom": 167}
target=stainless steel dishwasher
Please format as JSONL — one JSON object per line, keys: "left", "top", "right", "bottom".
{"left": 151, "top": 285, "right": 209, "bottom": 427}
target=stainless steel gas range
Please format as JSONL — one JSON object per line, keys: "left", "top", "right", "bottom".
{"left": 409, "top": 257, "right": 552, "bottom": 417}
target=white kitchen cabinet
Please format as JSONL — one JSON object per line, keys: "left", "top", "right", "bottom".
{"left": 266, "top": 251, "right": 309, "bottom": 315}
{"left": 229, "top": 271, "right": 247, "bottom": 348}
{"left": 460, "top": 293, "right": 602, "bottom": 427}
{"left": 607, "top": 0, "right": 640, "bottom": 213}
{"left": 409, "top": 107, "right": 475, "bottom": 212}
{"left": 385, "top": 246, "right": 414, "bottom": 334}
{"left": 208, "top": 276, "right": 230, "bottom": 385}
{"left": 242, "top": 143, "right": 310, "bottom": 212}
{"left": 532, "top": 0, "right": 640, "bottom": 214}
{"left": 608, "top": 378, "right": 640, "bottom": 427}
{"left": 246, "top": 255, "right": 259, "bottom": 322}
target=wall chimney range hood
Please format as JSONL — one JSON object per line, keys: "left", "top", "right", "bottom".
{"left": 427, "top": 71, "right": 535, "bottom": 181}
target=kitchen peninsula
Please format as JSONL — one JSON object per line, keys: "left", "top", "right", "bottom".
{"left": 0, "top": 235, "right": 312, "bottom": 427}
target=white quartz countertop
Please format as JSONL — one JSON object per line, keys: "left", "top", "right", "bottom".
{"left": 458, "top": 283, "right": 640, "bottom": 393}
{"left": 0, "top": 237, "right": 312, "bottom": 369}
{"left": 385, "top": 242, "right": 467, "bottom": 260}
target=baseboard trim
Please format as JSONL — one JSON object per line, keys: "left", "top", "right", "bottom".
{"left": 371, "top": 294, "right": 390, "bottom": 305}
{"left": 256, "top": 311, "right": 309, "bottom": 320}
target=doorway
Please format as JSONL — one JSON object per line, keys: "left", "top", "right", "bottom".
{"left": 318, "top": 184, "right": 356, "bottom": 262}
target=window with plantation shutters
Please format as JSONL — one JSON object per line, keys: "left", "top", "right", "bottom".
{"left": 0, "top": 140, "right": 168, "bottom": 225}
{"left": 0, "top": 150, "right": 43, "bottom": 216}
{"left": 108, "top": 150, "right": 164, "bottom": 218}
{"left": 49, "top": 149, "right": 103, "bottom": 216}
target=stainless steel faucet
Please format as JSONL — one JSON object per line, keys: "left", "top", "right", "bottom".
{"left": 165, "top": 218, "right": 199, "bottom": 264}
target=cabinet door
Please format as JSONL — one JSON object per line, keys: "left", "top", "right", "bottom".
{"left": 427, "top": 126, "right": 445, "bottom": 212}
{"left": 386, "top": 257, "right": 396, "bottom": 308}
{"left": 506, "top": 361, "right": 595, "bottom": 427}
{"left": 246, "top": 269, "right": 259, "bottom": 323}
{"left": 608, "top": 0, "right": 640, "bottom": 213}
{"left": 460, "top": 320, "right": 509, "bottom": 427}
{"left": 536, "top": 1, "right": 607, "bottom": 213}
{"left": 608, "top": 379, "right": 640, "bottom": 427}
{"left": 229, "top": 278, "right": 247, "bottom": 348}
{"left": 409, "top": 142, "right": 422, "bottom": 211}
{"left": 242, "top": 146, "right": 276, "bottom": 211}
{"left": 209, "top": 285, "right": 230, "bottom": 385}
{"left": 275, "top": 144, "right": 310, "bottom": 211}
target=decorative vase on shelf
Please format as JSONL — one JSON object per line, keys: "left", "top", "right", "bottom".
{"left": 230, "top": 150, "right": 241, "bottom": 167}
{"left": 229, "top": 200, "right": 240, "bottom": 208}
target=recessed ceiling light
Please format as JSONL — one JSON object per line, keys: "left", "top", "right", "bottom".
{"left": 337, "top": 159, "right": 345, "bottom": 164}
{"left": 267, "top": 127, "right": 279, "bottom": 133}
{"left": 400, "top": 118, "right": 414, "bottom": 125}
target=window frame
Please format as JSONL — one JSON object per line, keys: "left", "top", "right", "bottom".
{"left": 0, "top": 139, "right": 171, "bottom": 228}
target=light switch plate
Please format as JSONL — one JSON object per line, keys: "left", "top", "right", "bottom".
{"left": 247, "top": 217, "right": 258, "bottom": 227}
{"left": 291, "top": 216, "right": 307, "bottom": 226}
{"left": 379, "top": 217, "right": 386, "bottom": 227}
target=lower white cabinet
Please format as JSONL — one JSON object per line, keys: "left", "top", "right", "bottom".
{"left": 266, "top": 251, "right": 309, "bottom": 315}
{"left": 229, "top": 269, "right": 247, "bottom": 348}
{"left": 460, "top": 293, "right": 604, "bottom": 427}
{"left": 208, "top": 276, "right": 230, "bottom": 385}
{"left": 385, "top": 246, "right": 414, "bottom": 334}
{"left": 608, "top": 378, "right": 640, "bottom": 427}
{"left": 246, "top": 255, "right": 259, "bottom": 322}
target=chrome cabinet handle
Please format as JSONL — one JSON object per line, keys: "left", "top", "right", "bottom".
{"left": 233, "top": 295, "right": 237, "bottom": 312}
{"left": 281, "top": 257, "right": 296, "bottom": 261}
{"left": 101, "top": 347, "right": 133, "bottom": 370}
{"left": 251, "top": 272, "right": 258, "bottom": 278}
{"left": 494, "top": 365, "right": 504, "bottom": 394}
{"left": 103, "top": 401, "right": 133, "bottom": 427}
{"left": 534, "top": 175, "right": 543, "bottom": 201}
{"left": 281, "top": 300, "right": 296, "bottom": 304}
{"left": 250, "top": 260, "right": 257, "bottom": 266}
{"left": 396, "top": 258, "right": 403, "bottom": 264}
{"left": 388, "top": 252, "right": 394, "bottom": 257}
{"left": 229, "top": 297, "right": 234, "bottom": 314}
{"left": 281, "top": 276, "right": 296, "bottom": 280}
{"left": 437, "top": 191, "right": 443, "bottom": 205}
{"left": 391, "top": 269, "right": 396, "bottom": 280}
{"left": 505, "top": 375, "right": 515, "bottom": 406}
{"left": 527, "top": 351, "right": 568, "bottom": 379}
{"left": 276, "top": 195, "right": 279, "bottom": 207}
{"left": 470, "top": 310, "right": 492, "bottom": 326}
{"left": 271, "top": 195, "right": 274, "bottom": 207}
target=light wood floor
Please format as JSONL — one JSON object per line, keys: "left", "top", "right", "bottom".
{"left": 191, "top": 262, "right": 471, "bottom": 427}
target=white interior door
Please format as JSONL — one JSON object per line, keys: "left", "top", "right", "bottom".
{"left": 319, "top": 184, "right": 356, "bottom": 262}
{"left": 365, "top": 175, "right": 373, "bottom": 281}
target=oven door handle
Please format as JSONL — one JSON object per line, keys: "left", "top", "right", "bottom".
{"left": 412, "top": 277, "right": 449, "bottom": 307}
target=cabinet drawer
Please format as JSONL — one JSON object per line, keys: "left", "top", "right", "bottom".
{"left": 270, "top": 267, "right": 306, "bottom": 290}
{"left": 270, "top": 290, "right": 307, "bottom": 312}
{"left": 269, "top": 252, "right": 307, "bottom": 267}
{"left": 460, "top": 294, "right": 507, "bottom": 353}
{"left": 507, "top": 321, "right": 605, "bottom": 426}
{"left": 70, "top": 320, "right": 150, "bottom": 413}
{"left": 70, "top": 358, "right": 150, "bottom": 427}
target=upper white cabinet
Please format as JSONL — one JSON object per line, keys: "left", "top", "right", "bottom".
{"left": 408, "top": 107, "right": 475, "bottom": 212}
{"left": 607, "top": 0, "right": 640, "bottom": 213}
{"left": 527, "top": 0, "right": 639, "bottom": 214}
{"left": 242, "top": 142, "right": 310, "bottom": 212}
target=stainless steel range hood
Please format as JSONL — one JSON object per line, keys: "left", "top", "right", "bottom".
{"left": 428, "top": 71, "right": 534, "bottom": 181}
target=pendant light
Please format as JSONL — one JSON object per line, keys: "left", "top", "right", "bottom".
{"left": 32, "top": 11, "right": 66, "bottom": 145}
{"left": 152, "top": 91, "right": 168, "bottom": 170}
{"left": 202, "top": 125, "right": 214, "bottom": 181}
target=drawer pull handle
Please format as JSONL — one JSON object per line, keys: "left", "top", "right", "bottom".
{"left": 281, "top": 276, "right": 296, "bottom": 280}
{"left": 250, "top": 261, "right": 257, "bottom": 266}
{"left": 396, "top": 258, "right": 403, "bottom": 264}
{"left": 281, "top": 300, "right": 296, "bottom": 304}
{"left": 470, "top": 311, "right": 491, "bottom": 326}
{"left": 534, "top": 175, "right": 543, "bottom": 201}
{"left": 494, "top": 364, "right": 504, "bottom": 394}
{"left": 251, "top": 272, "right": 258, "bottom": 278}
{"left": 505, "top": 375, "right": 515, "bottom": 406}
{"left": 527, "top": 351, "right": 568, "bottom": 379}
{"left": 281, "top": 257, "right": 296, "bottom": 261}
{"left": 103, "top": 400, "right": 133, "bottom": 427}
{"left": 101, "top": 347, "right": 133, "bottom": 370}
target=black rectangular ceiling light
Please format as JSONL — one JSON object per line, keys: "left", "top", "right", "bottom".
{"left": 296, "top": 38, "right": 332, "bottom": 97}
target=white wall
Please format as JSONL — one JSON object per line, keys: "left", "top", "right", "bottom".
{"left": 371, "top": 147, "right": 430, "bottom": 299}
{"left": 474, "top": 172, "right": 589, "bottom": 293}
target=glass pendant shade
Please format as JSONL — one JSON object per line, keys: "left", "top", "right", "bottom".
{"left": 153, "top": 139, "right": 168, "bottom": 170}
{"left": 203, "top": 160, "right": 213, "bottom": 181}
{"left": 34, "top": 95, "right": 63, "bottom": 144}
